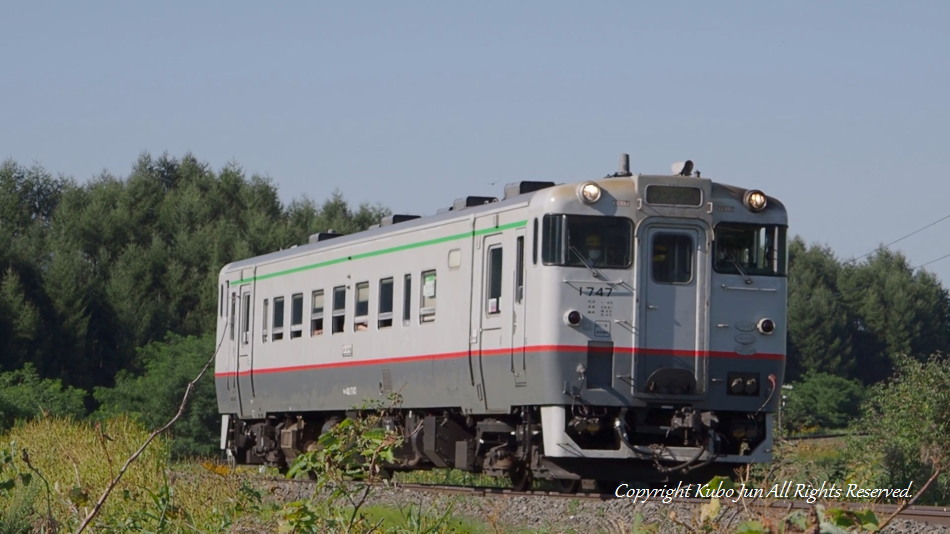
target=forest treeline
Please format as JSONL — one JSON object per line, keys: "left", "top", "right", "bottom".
{"left": 1, "top": 152, "right": 949, "bottom": 451}
{"left": 0, "top": 154, "right": 388, "bottom": 451}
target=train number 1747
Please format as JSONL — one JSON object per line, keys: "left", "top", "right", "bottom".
{"left": 579, "top": 286, "right": 612, "bottom": 297}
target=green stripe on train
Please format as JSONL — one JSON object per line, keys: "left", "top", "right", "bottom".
{"left": 231, "top": 220, "right": 527, "bottom": 285}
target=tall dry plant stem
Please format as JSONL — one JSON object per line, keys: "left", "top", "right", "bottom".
{"left": 74, "top": 347, "right": 217, "bottom": 534}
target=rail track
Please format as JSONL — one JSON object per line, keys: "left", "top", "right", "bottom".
{"left": 269, "top": 474, "right": 950, "bottom": 529}
{"left": 387, "top": 482, "right": 950, "bottom": 528}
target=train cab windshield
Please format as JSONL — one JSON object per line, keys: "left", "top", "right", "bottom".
{"left": 713, "top": 223, "right": 787, "bottom": 276}
{"left": 542, "top": 214, "right": 633, "bottom": 268}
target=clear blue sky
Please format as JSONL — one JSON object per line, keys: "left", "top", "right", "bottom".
{"left": 4, "top": 2, "right": 950, "bottom": 284}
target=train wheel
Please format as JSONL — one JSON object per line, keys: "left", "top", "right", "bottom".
{"left": 555, "top": 478, "right": 581, "bottom": 494}
{"left": 508, "top": 463, "right": 532, "bottom": 492}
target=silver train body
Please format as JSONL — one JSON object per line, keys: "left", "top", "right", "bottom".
{"left": 215, "top": 158, "right": 788, "bottom": 486}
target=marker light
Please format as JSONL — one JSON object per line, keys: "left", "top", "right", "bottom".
{"left": 578, "top": 182, "right": 602, "bottom": 204}
{"left": 743, "top": 190, "right": 768, "bottom": 212}
{"left": 757, "top": 318, "right": 776, "bottom": 335}
{"left": 564, "top": 310, "right": 582, "bottom": 326}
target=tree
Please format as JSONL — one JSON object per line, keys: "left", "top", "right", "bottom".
{"left": 839, "top": 248, "right": 950, "bottom": 383}
{"left": 786, "top": 238, "right": 856, "bottom": 380}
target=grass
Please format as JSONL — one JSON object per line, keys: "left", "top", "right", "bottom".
{"left": 0, "top": 416, "right": 272, "bottom": 532}
{"left": 0, "top": 417, "right": 508, "bottom": 532}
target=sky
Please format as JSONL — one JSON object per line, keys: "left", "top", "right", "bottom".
{"left": 3, "top": 2, "right": 950, "bottom": 285}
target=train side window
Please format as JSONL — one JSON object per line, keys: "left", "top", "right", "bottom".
{"left": 420, "top": 270, "right": 436, "bottom": 323}
{"left": 516, "top": 236, "right": 525, "bottom": 303}
{"left": 332, "top": 286, "right": 346, "bottom": 334}
{"left": 402, "top": 274, "right": 412, "bottom": 326}
{"left": 379, "top": 277, "right": 394, "bottom": 328}
{"left": 273, "top": 296, "right": 285, "bottom": 341}
{"left": 486, "top": 246, "right": 503, "bottom": 315}
{"left": 219, "top": 285, "right": 224, "bottom": 317}
{"left": 262, "top": 298, "right": 269, "bottom": 342}
{"left": 311, "top": 290, "right": 324, "bottom": 335}
{"left": 241, "top": 292, "right": 251, "bottom": 344}
{"left": 355, "top": 282, "right": 369, "bottom": 331}
{"left": 290, "top": 293, "right": 303, "bottom": 338}
{"left": 652, "top": 233, "right": 693, "bottom": 284}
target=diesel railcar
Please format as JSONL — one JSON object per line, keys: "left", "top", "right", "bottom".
{"left": 214, "top": 155, "right": 787, "bottom": 488}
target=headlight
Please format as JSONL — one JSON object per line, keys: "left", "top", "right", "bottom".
{"left": 578, "top": 182, "right": 602, "bottom": 204}
{"left": 743, "top": 190, "right": 768, "bottom": 212}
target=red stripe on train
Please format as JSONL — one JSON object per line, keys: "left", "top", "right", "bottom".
{"left": 215, "top": 345, "right": 783, "bottom": 378}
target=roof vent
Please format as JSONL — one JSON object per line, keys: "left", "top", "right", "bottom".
{"left": 380, "top": 214, "right": 421, "bottom": 226}
{"left": 503, "top": 181, "right": 555, "bottom": 200}
{"left": 452, "top": 196, "right": 498, "bottom": 211}
{"left": 308, "top": 231, "right": 345, "bottom": 244}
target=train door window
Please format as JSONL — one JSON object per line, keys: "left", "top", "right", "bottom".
{"left": 219, "top": 285, "right": 224, "bottom": 317}
{"left": 516, "top": 236, "right": 525, "bottom": 303}
{"left": 262, "top": 298, "right": 269, "bottom": 342}
{"left": 420, "top": 270, "right": 436, "bottom": 323}
{"left": 652, "top": 233, "right": 693, "bottom": 284}
{"left": 290, "top": 293, "right": 303, "bottom": 338}
{"left": 378, "top": 277, "right": 394, "bottom": 328}
{"left": 229, "top": 294, "right": 236, "bottom": 341}
{"left": 311, "top": 290, "right": 324, "bottom": 335}
{"left": 532, "top": 218, "right": 538, "bottom": 265}
{"left": 332, "top": 286, "right": 346, "bottom": 334}
{"left": 486, "top": 246, "right": 503, "bottom": 315}
{"left": 355, "top": 282, "right": 369, "bottom": 331}
{"left": 241, "top": 293, "right": 251, "bottom": 343}
{"left": 273, "top": 296, "right": 285, "bottom": 340}
{"left": 402, "top": 274, "right": 412, "bottom": 326}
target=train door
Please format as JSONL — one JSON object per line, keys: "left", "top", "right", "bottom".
{"left": 235, "top": 281, "right": 255, "bottom": 417}
{"left": 511, "top": 228, "right": 527, "bottom": 387}
{"left": 636, "top": 223, "right": 708, "bottom": 395}
{"left": 474, "top": 231, "right": 514, "bottom": 411}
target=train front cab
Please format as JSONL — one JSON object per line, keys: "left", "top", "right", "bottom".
{"left": 534, "top": 175, "right": 787, "bottom": 482}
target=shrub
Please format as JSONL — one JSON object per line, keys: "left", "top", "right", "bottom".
{"left": 782, "top": 372, "right": 864, "bottom": 432}
{"left": 0, "top": 363, "right": 86, "bottom": 432}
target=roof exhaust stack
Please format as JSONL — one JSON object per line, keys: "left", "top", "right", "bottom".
{"left": 610, "top": 153, "right": 633, "bottom": 177}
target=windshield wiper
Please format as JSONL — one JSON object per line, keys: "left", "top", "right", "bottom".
{"left": 725, "top": 252, "right": 753, "bottom": 285}
{"left": 569, "top": 246, "right": 606, "bottom": 280}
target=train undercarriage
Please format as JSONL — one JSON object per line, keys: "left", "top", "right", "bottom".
{"left": 225, "top": 404, "right": 768, "bottom": 490}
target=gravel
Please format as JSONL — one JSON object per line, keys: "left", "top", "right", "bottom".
{"left": 258, "top": 479, "right": 950, "bottom": 533}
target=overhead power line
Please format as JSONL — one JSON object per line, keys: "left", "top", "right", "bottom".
{"left": 853, "top": 212, "right": 950, "bottom": 262}
{"left": 915, "top": 251, "right": 950, "bottom": 270}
